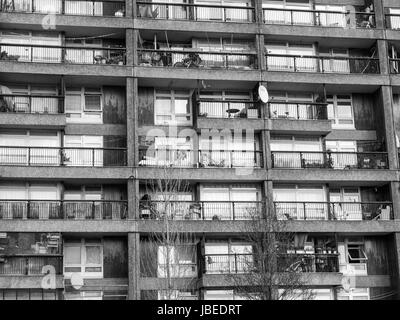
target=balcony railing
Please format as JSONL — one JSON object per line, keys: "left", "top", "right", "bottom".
{"left": 274, "top": 201, "right": 393, "bottom": 221}
{"left": 139, "top": 200, "right": 263, "bottom": 220}
{"left": 204, "top": 254, "right": 254, "bottom": 274}
{"left": 0, "top": 255, "right": 62, "bottom": 275}
{"left": 0, "top": 94, "right": 64, "bottom": 113}
{"left": 0, "top": 146, "right": 127, "bottom": 166}
{"left": 0, "top": 200, "right": 128, "bottom": 220}
{"left": 271, "top": 151, "right": 389, "bottom": 169}
{"left": 199, "top": 150, "right": 262, "bottom": 168}
{"left": 0, "top": 0, "right": 125, "bottom": 17}
{"left": 385, "top": 14, "right": 400, "bottom": 30}
{"left": 138, "top": 49, "right": 257, "bottom": 70}
{"left": 278, "top": 253, "right": 339, "bottom": 273}
{"left": 138, "top": 149, "right": 262, "bottom": 168}
{"left": 263, "top": 8, "right": 375, "bottom": 29}
{"left": 198, "top": 99, "right": 260, "bottom": 119}
{"left": 268, "top": 101, "right": 328, "bottom": 120}
{"left": 265, "top": 54, "right": 380, "bottom": 74}
{"left": 137, "top": 1, "right": 254, "bottom": 22}
{"left": 0, "top": 43, "right": 126, "bottom": 65}
{"left": 389, "top": 58, "right": 400, "bottom": 74}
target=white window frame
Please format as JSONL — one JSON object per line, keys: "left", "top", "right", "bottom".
{"left": 326, "top": 94, "right": 354, "bottom": 129}
{"left": 154, "top": 89, "right": 192, "bottom": 126}
{"left": 65, "top": 87, "right": 103, "bottom": 123}
{"left": 157, "top": 244, "right": 197, "bottom": 278}
{"left": 63, "top": 238, "right": 103, "bottom": 279}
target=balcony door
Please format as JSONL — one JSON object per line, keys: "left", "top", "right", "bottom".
{"left": 389, "top": 8, "right": 400, "bottom": 30}
{"left": 263, "top": 0, "right": 313, "bottom": 25}
{"left": 315, "top": 5, "right": 346, "bottom": 27}
{"left": 269, "top": 91, "right": 314, "bottom": 119}
{"left": 64, "top": 186, "right": 102, "bottom": 219}
{"left": 63, "top": 135, "right": 103, "bottom": 167}
{"left": 274, "top": 185, "right": 326, "bottom": 220}
{"left": 155, "top": 0, "right": 188, "bottom": 20}
{"left": 266, "top": 43, "right": 316, "bottom": 72}
{"left": 29, "top": 184, "right": 59, "bottom": 219}
{"left": 0, "top": 130, "right": 60, "bottom": 166}
{"left": 320, "top": 48, "right": 350, "bottom": 73}
{"left": 0, "top": 31, "right": 62, "bottom": 63}
{"left": 329, "top": 188, "right": 362, "bottom": 220}
{"left": 325, "top": 140, "right": 357, "bottom": 169}
{"left": 64, "top": 0, "right": 103, "bottom": 16}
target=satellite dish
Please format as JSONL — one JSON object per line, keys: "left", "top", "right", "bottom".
{"left": 258, "top": 85, "right": 269, "bottom": 103}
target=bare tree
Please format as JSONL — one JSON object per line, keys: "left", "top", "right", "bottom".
{"left": 139, "top": 168, "right": 198, "bottom": 300}
{"left": 225, "top": 201, "right": 314, "bottom": 300}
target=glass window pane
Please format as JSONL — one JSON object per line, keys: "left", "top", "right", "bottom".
{"left": 65, "top": 246, "right": 81, "bottom": 264}
{"left": 85, "top": 246, "right": 101, "bottom": 264}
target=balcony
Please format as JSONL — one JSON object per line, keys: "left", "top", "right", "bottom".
{"left": 138, "top": 49, "right": 257, "bottom": 70}
{"left": 0, "top": 255, "right": 62, "bottom": 275}
{"left": 265, "top": 54, "right": 380, "bottom": 74}
{"left": 278, "top": 253, "right": 339, "bottom": 273}
{"left": 271, "top": 151, "right": 389, "bottom": 169}
{"left": 263, "top": 8, "right": 375, "bottom": 29}
{"left": 0, "top": 0, "right": 125, "bottom": 17}
{"left": 0, "top": 146, "right": 127, "bottom": 166}
{"left": 0, "top": 94, "right": 64, "bottom": 114}
{"left": 0, "top": 43, "right": 126, "bottom": 65}
{"left": 385, "top": 13, "right": 400, "bottom": 30}
{"left": 0, "top": 200, "right": 128, "bottom": 220}
{"left": 204, "top": 254, "right": 253, "bottom": 274}
{"left": 268, "top": 101, "right": 327, "bottom": 120}
{"left": 274, "top": 201, "right": 393, "bottom": 221}
{"left": 139, "top": 200, "right": 263, "bottom": 220}
{"left": 137, "top": 1, "right": 255, "bottom": 23}
{"left": 138, "top": 149, "right": 262, "bottom": 168}
{"left": 198, "top": 99, "right": 260, "bottom": 119}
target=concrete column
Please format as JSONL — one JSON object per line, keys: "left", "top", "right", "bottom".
{"left": 392, "top": 233, "right": 400, "bottom": 298}
{"left": 377, "top": 40, "right": 389, "bottom": 76}
{"left": 263, "top": 180, "right": 274, "bottom": 219}
{"left": 126, "top": 0, "right": 133, "bottom": 18}
{"left": 373, "top": 0, "right": 385, "bottom": 30}
{"left": 127, "top": 77, "right": 138, "bottom": 167}
{"left": 256, "top": 34, "right": 265, "bottom": 71}
{"left": 128, "top": 178, "right": 139, "bottom": 219}
{"left": 128, "top": 232, "right": 141, "bottom": 300}
{"left": 254, "top": 0, "right": 263, "bottom": 25}
{"left": 261, "top": 129, "right": 271, "bottom": 170}
{"left": 380, "top": 86, "right": 398, "bottom": 170}
{"left": 126, "top": 29, "right": 135, "bottom": 66}
{"left": 391, "top": 182, "right": 400, "bottom": 220}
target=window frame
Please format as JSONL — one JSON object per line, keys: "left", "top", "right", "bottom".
{"left": 154, "top": 89, "right": 192, "bottom": 126}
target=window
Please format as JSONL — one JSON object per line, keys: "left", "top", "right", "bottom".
{"left": 389, "top": 8, "right": 400, "bottom": 30}
{"left": 347, "top": 244, "right": 367, "bottom": 264}
{"left": 269, "top": 91, "right": 314, "bottom": 119}
{"left": 265, "top": 42, "right": 315, "bottom": 72}
{"left": 157, "top": 245, "right": 197, "bottom": 278}
{"left": 65, "top": 87, "right": 102, "bottom": 123}
{"left": 194, "top": 0, "right": 253, "bottom": 22}
{"left": 64, "top": 291, "right": 103, "bottom": 300}
{"left": 325, "top": 140, "right": 357, "bottom": 169}
{"left": 319, "top": 48, "right": 349, "bottom": 73}
{"left": 315, "top": 5, "right": 346, "bottom": 27}
{"left": 326, "top": 94, "right": 354, "bottom": 128}
{"left": 158, "top": 290, "right": 198, "bottom": 300}
{"left": 63, "top": 135, "right": 103, "bottom": 166}
{"left": 154, "top": 90, "right": 192, "bottom": 125}
{"left": 0, "top": 31, "right": 62, "bottom": 63}
{"left": 64, "top": 38, "right": 103, "bottom": 64}
{"left": 263, "top": 0, "right": 312, "bottom": 25}
{"left": 64, "top": 239, "right": 103, "bottom": 278}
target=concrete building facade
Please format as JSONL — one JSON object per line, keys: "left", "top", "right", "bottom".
{"left": 1, "top": 0, "right": 400, "bottom": 300}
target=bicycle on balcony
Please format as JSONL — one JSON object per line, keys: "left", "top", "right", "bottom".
{"left": 174, "top": 52, "right": 203, "bottom": 68}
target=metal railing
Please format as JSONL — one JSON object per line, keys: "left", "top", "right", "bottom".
{"left": 139, "top": 200, "right": 263, "bottom": 220}
{"left": 198, "top": 99, "right": 260, "bottom": 119}
{"left": 271, "top": 151, "right": 389, "bottom": 169}
{"left": 385, "top": 14, "right": 400, "bottom": 30}
{"left": 0, "top": 94, "right": 64, "bottom": 113}
{"left": 265, "top": 54, "right": 380, "bottom": 74}
{"left": 137, "top": 1, "right": 254, "bottom": 22}
{"left": 0, "top": 146, "right": 127, "bottom": 166}
{"left": 199, "top": 150, "right": 263, "bottom": 168}
{"left": 204, "top": 254, "right": 254, "bottom": 274}
{"left": 0, "top": 200, "right": 128, "bottom": 220}
{"left": 138, "top": 48, "right": 257, "bottom": 70}
{"left": 0, "top": 0, "right": 125, "bottom": 17}
{"left": 268, "top": 101, "right": 328, "bottom": 120}
{"left": 0, "top": 43, "right": 126, "bottom": 65}
{"left": 263, "top": 8, "right": 375, "bottom": 29}
{"left": 0, "top": 255, "right": 62, "bottom": 275}
{"left": 138, "top": 148, "right": 194, "bottom": 167}
{"left": 278, "top": 253, "right": 339, "bottom": 273}
{"left": 274, "top": 201, "right": 393, "bottom": 221}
